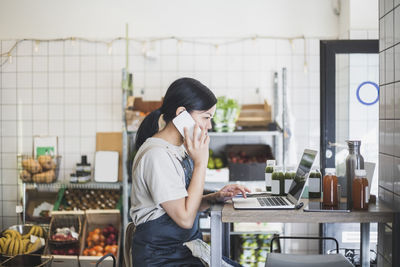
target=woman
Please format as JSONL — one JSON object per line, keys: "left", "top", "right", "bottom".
{"left": 130, "top": 78, "right": 249, "bottom": 266}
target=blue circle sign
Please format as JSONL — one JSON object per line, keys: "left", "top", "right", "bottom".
{"left": 356, "top": 81, "right": 379, "bottom": 106}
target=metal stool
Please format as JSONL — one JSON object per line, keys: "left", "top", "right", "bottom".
{"left": 265, "top": 236, "right": 354, "bottom": 267}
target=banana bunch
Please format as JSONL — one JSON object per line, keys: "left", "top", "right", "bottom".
{"left": 0, "top": 226, "right": 45, "bottom": 256}
{"left": 22, "top": 225, "right": 44, "bottom": 239}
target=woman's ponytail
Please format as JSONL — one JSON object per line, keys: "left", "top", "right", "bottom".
{"left": 135, "top": 108, "right": 162, "bottom": 151}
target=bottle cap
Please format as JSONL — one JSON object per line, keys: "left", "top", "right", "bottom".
{"left": 81, "top": 155, "right": 88, "bottom": 165}
{"left": 266, "top": 160, "right": 276, "bottom": 165}
{"left": 355, "top": 169, "right": 366, "bottom": 177}
{"left": 325, "top": 168, "right": 336, "bottom": 174}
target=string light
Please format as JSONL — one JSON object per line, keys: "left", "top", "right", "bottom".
{"left": 0, "top": 35, "right": 321, "bottom": 67}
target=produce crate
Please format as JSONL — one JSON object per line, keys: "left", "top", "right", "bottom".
{"left": 55, "top": 188, "right": 121, "bottom": 212}
{"left": 226, "top": 144, "right": 274, "bottom": 181}
{"left": 25, "top": 189, "right": 58, "bottom": 223}
{"left": 79, "top": 210, "right": 121, "bottom": 267}
{"left": 44, "top": 211, "right": 85, "bottom": 267}
{"left": 236, "top": 101, "right": 272, "bottom": 129}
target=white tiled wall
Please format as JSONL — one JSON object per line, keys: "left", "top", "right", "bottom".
{"left": 0, "top": 37, "right": 321, "bottom": 228}
{"left": 378, "top": 0, "right": 400, "bottom": 266}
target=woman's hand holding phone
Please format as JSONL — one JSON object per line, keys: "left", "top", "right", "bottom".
{"left": 183, "top": 124, "right": 209, "bottom": 167}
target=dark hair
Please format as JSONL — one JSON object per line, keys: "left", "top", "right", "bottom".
{"left": 135, "top": 77, "right": 217, "bottom": 150}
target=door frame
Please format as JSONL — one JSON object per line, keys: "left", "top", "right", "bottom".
{"left": 319, "top": 39, "right": 379, "bottom": 171}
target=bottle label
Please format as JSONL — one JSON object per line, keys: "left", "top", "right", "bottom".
{"left": 285, "top": 180, "right": 293, "bottom": 194}
{"left": 272, "top": 180, "right": 280, "bottom": 195}
{"left": 365, "top": 186, "right": 369, "bottom": 203}
{"left": 308, "top": 178, "right": 320, "bottom": 193}
{"left": 265, "top": 173, "right": 272, "bottom": 187}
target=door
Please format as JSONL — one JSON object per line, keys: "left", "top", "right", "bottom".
{"left": 320, "top": 40, "right": 379, "bottom": 259}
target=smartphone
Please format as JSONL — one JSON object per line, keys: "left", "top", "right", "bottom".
{"left": 172, "top": 111, "right": 202, "bottom": 140}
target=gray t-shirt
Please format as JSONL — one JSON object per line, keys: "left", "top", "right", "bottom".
{"left": 129, "top": 137, "right": 188, "bottom": 225}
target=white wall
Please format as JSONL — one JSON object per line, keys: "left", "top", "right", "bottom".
{"left": 0, "top": 0, "right": 340, "bottom": 39}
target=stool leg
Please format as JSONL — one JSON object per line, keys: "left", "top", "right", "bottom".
{"left": 360, "top": 222, "right": 370, "bottom": 267}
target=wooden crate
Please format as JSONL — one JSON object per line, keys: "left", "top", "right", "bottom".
{"left": 236, "top": 101, "right": 272, "bottom": 128}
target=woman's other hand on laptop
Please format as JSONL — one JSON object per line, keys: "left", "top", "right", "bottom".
{"left": 213, "top": 184, "right": 251, "bottom": 202}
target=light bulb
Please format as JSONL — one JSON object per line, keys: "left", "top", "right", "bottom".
{"left": 34, "top": 41, "right": 39, "bottom": 52}
{"left": 215, "top": 44, "right": 219, "bottom": 55}
{"left": 303, "top": 62, "right": 308, "bottom": 74}
{"left": 289, "top": 39, "right": 294, "bottom": 50}
{"left": 252, "top": 36, "right": 257, "bottom": 46}
{"left": 142, "top": 42, "right": 148, "bottom": 54}
{"left": 71, "top": 37, "right": 76, "bottom": 46}
{"left": 107, "top": 43, "right": 113, "bottom": 55}
{"left": 8, "top": 53, "right": 12, "bottom": 64}
{"left": 177, "top": 39, "right": 183, "bottom": 49}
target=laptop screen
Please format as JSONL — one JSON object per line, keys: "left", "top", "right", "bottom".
{"left": 288, "top": 149, "right": 318, "bottom": 202}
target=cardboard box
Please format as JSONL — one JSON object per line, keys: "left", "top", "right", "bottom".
{"left": 96, "top": 132, "right": 122, "bottom": 182}
{"left": 79, "top": 210, "right": 121, "bottom": 267}
{"left": 25, "top": 189, "right": 58, "bottom": 223}
{"left": 127, "top": 97, "right": 162, "bottom": 112}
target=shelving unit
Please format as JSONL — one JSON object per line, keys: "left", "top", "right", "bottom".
{"left": 21, "top": 182, "right": 123, "bottom": 223}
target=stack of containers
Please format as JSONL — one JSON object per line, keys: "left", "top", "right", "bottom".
{"left": 238, "top": 234, "right": 273, "bottom": 267}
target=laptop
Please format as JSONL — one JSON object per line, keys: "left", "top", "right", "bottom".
{"left": 233, "top": 149, "right": 318, "bottom": 210}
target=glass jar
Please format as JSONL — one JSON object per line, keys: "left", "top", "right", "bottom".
{"left": 323, "top": 168, "right": 338, "bottom": 207}
{"left": 352, "top": 169, "right": 369, "bottom": 210}
{"left": 308, "top": 167, "right": 322, "bottom": 199}
{"left": 284, "top": 166, "right": 295, "bottom": 195}
{"left": 265, "top": 160, "right": 275, "bottom": 192}
{"left": 271, "top": 166, "right": 284, "bottom": 196}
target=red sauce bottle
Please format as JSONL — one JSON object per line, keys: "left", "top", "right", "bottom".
{"left": 323, "top": 168, "right": 338, "bottom": 207}
{"left": 352, "top": 169, "right": 368, "bottom": 210}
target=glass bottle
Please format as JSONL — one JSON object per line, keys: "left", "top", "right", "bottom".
{"left": 271, "top": 166, "right": 284, "bottom": 196}
{"left": 345, "top": 140, "right": 364, "bottom": 209}
{"left": 265, "top": 160, "right": 275, "bottom": 192}
{"left": 323, "top": 168, "right": 338, "bottom": 207}
{"left": 284, "top": 166, "right": 295, "bottom": 195}
{"left": 352, "top": 169, "right": 369, "bottom": 210}
{"left": 308, "top": 167, "right": 322, "bottom": 199}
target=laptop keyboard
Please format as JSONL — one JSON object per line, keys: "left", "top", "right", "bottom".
{"left": 257, "top": 197, "right": 289, "bottom": 206}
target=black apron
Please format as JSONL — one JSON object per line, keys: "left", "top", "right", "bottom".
{"left": 132, "top": 154, "right": 204, "bottom": 267}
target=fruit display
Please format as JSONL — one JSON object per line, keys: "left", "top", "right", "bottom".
{"left": 0, "top": 226, "right": 45, "bottom": 256}
{"left": 50, "top": 227, "right": 78, "bottom": 242}
{"left": 228, "top": 151, "right": 268, "bottom": 164}
{"left": 82, "top": 225, "right": 118, "bottom": 257}
{"left": 207, "top": 149, "right": 225, "bottom": 169}
{"left": 50, "top": 245, "right": 80, "bottom": 255}
{"left": 20, "top": 155, "right": 58, "bottom": 183}
{"left": 57, "top": 189, "right": 120, "bottom": 211}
